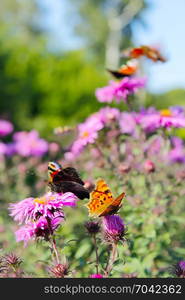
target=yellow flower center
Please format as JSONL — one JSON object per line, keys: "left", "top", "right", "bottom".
{"left": 81, "top": 131, "right": 89, "bottom": 138}
{"left": 34, "top": 195, "right": 55, "bottom": 205}
{"left": 160, "top": 109, "right": 172, "bottom": 117}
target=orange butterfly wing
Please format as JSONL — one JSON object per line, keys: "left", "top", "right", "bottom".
{"left": 86, "top": 179, "right": 125, "bottom": 217}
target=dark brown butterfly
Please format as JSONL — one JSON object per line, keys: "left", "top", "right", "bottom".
{"left": 48, "top": 161, "right": 90, "bottom": 200}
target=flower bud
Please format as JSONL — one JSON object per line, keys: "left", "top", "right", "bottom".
{"left": 85, "top": 221, "right": 100, "bottom": 235}
{"left": 144, "top": 160, "right": 155, "bottom": 173}
{"left": 48, "top": 263, "right": 68, "bottom": 278}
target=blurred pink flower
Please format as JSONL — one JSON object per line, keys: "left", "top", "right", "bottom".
{"left": 13, "top": 130, "right": 48, "bottom": 157}
{"left": 98, "top": 107, "right": 120, "bottom": 124}
{"left": 119, "top": 112, "right": 137, "bottom": 135}
{"left": 139, "top": 107, "right": 185, "bottom": 132}
{"left": 65, "top": 113, "right": 104, "bottom": 160}
{"left": 95, "top": 77, "right": 145, "bottom": 103}
{"left": 49, "top": 142, "right": 60, "bottom": 153}
{"left": 168, "top": 137, "right": 185, "bottom": 163}
{"left": 0, "top": 120, "right": 13, "bottom": 137}
{"left": 90, "top": 274, "right": 104, "bottom": 278}
{"left": 144, "top": 160, "right": 155, "bottom": 172}
{"left": 0, "top": 142, "right": 7, "bottom": 155}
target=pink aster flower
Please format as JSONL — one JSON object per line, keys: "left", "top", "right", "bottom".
{"left": 95, "top": 77, "right": 146, "bottom": 103}
{"left": 65, "top": 113, "right": 104, "bottom": 160}
{"left": 13, "top": 130, "right": 48, "bottom": 157}
{"left": 15, "top": 213, "right": 63, "bottom": 246}
{"left": 9, "top": 192, "right": 78, "bottom": 224}
{"left": 0, "top": 120, "right": 13, "bottom": 137}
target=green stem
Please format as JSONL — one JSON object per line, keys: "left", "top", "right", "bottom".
{"left": 93, "top": 234, "right": 99, "bottom": 274}
{"left": 105, "top": 243, "right": 118, "bottom": 277}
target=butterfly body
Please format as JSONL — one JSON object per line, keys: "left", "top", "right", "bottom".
{"left": 86, "top": 179, "right": 125, "bottom": 217}
{"left": 48, "top": 162, "right": 89, "bottom": 199}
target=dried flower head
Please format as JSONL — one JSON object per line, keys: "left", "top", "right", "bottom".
{"left": 48, "top": 263, "right": 69, "bottom": 278}
{"left": 85, "top": 221, "right": 100, "bottom": 235}
{"left": 1, "top": 253, "right": 22, "bottom": 268}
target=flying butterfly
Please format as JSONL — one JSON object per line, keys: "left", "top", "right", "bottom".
{"left": 86, "top": 179, "right": 125, "bottom": 217}
{"left": 123, "top": 45, "right": 166, "bottom": 62}
{"left": 107, "top": 60, "right": 138, "bottom": 79}
{"left": 48, "top": 161, "right": 90, "bottom": 200}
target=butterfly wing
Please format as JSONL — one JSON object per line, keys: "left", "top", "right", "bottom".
{"left": 86, "top": 179, "right": 114, "bottom": 217}
{"left": 48, "top": 181, "right": 89, "bottom": 200}
{"left": 86, "top": 179, "right": 126, "bottom": 217}
{"left": 99, "top": 192, "right": 125, "bottom": 216}
{"left": 107, "top": 69, "right": 129, "bottom": 79}
{"left": 62, "top": 167, "right": 85, "bottom": 185}
{"left": 52, "top": 167, "right": 84, "bottom": 185}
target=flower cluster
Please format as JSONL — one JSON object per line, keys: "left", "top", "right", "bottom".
{"left": 65, "top": 106, "right": 185, "bottom": 163}
{"left": 9, "top": 192, "right": 78, "bottom": 246}
{"left": 138, "top": 107, "right": 185, "bottom": 133}
{"left": 65, "top": 107, "right": 120, "bottom": 160}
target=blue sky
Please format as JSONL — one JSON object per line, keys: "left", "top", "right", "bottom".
{"left": 40, "top": 0, "right": 185, "bottom": 93}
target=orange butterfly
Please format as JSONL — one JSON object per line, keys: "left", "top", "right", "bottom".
{"left": 107, "top": 60, "right": 138, "bottom": 79}
{"left": 86, "top": 179, "right": 125, "bottom": 217}
{"left": 123, "top": 45, "right": 166, "bottom": 62}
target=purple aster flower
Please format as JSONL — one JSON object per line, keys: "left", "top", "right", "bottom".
{"left": 102, "top": 215, "right": 126, "bottom": 244}
{"left": 13, "top": 130, "right": 48, "bottom": 157}
{"left": 90, "top": 274, "right": 104, "bottom": 278}
{"left": 95, "top": 77, "right": 146, "bottom": 103}
{"left": 0, "top": 120, "right": 13, "bottom": 137}
{"left": 9, "top": 192, "right": 78, "bottom": 224}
